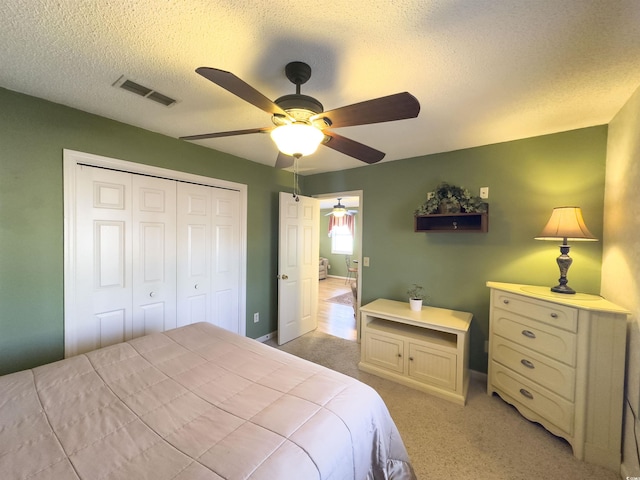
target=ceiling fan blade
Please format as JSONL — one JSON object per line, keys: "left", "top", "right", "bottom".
{"left": 196, "top": 67, "right": 290, "bottom": 117}
{"left": 274, "top": 152, "right": 294, "bottom": 169}
{"left": 322, "top": 132, "right": 385, "bottom": 164}
{"left": 313, "top": 92, "right": 420, "bottom": 128}
{"left": 180, "top": 127, "right": 272, "bottom": 141}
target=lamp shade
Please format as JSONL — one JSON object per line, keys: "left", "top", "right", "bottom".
{"left": 535, "top": 206, "right": 597, "bottom": 241}
{"left": 270, "top": 123, "right": 324, "bottom": 157}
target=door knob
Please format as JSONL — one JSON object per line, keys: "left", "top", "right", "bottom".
{"left": 149, "top": 291, "right": 155, "bottom": 297}
{"left": 278, "top": 274, "right": 289, "bottom": 280}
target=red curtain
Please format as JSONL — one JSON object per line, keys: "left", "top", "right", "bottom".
{"left": 328, "top": 214, "right": 354, "bottom": 237}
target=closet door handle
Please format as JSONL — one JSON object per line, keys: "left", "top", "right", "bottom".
{"left": 521, "top": 330, "right": 536, "bottom": 339}
{"left": 149, "top": 291, "right": 155, "bottom": 297}
{"left": 194, "top": 283, "right": 199, "bottom": 289}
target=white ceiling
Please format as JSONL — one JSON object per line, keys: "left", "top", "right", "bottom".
{"left": 2, "top": 1, "right": 640, "bottom": 175}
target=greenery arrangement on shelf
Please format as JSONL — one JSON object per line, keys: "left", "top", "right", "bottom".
{"left": 407, "top": 283, "right": 427, "bottom": 301}
{"left": 414, "top": 182, "right": 488, "bottom": 215}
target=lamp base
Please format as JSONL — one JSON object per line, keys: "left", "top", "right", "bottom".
{"left": 551, "top": 284, "right": 576, "bottom": 294}
{"left": 551, "top": 243, "right": 576, "bottom": 294}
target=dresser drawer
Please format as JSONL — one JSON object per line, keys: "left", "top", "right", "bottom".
{"left": 492, "top": 335, "right": 576, "bottom": 401}
{"left": 492, "top": 290, "right": 577, "bottom": 332}
{"left": 492, "top": 311, "right": 577, "bottom": 366}
{"left": 491, "top": 361, "right": 574, "bottom": 435}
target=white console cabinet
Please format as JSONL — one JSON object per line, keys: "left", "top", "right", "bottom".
{"left": 359, "top": 299, "right": 472, "bottom": 405}
{"left": 487, "top": 282, "right": 629, "bottom": 472}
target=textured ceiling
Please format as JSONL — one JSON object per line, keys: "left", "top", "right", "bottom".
{"left": 2, "top": 1, "right": 640, "bottom": 175}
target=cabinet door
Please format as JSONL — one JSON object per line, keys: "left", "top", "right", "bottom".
{"left": 364, "top": 332, "right": 404, "bottom": 373}
{"left": 408, "top": 343, "right": 457, "bottom": 390}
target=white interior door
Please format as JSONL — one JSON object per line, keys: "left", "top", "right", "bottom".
{"left": 278, "top": 192, "right": 319, "bottom": 345}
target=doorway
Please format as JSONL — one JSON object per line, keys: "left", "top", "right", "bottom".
{"left": 315, "top": 191, "right": 362, "bottom": 341}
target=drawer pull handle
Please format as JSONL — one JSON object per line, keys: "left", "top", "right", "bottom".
{"left": 520, "top": 359, "right": 535, "bottom": 369}
{"left": 409, "top": 356, "right": 414, "bottom": 361}
{"left": 397, "top": 353, "right": 402, "bottom": 358}
{"left": 521, "top": 330, "right": 536, "bottom": 339}
{"left": 550, "top": 313, "right": 558, "bottom": 318}
{"left": 503, "top": 299, "right": 510, "bottom": 305}
{"left": 519, "top": 388, "right": 534, "bottom": 400}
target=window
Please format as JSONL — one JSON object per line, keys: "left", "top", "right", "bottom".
{"left": 331, "top": 224, "right": 353, "bottom": 254}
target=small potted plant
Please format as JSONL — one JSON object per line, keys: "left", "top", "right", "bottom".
{"left": 407, "top": 284, "right": 427, "bottom": 312}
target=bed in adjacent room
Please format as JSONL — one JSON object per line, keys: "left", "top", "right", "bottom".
{"left": 1, "top": 322, "right": 415, "bottom": 479}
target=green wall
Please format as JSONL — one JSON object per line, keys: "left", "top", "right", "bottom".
{"left": 304, "top": 126, "right": 607, "bottom": 372}
{"left": 0, "top": 87, "right": 293, "bottom": 375}
{"left": 319, "top": 207, "right": 360, "bottom": 278}
{"left": 0, "top": 85, "right": 608, "bottom": 376}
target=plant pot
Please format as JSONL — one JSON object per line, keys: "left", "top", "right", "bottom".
{"left": 409, "top": 298, "right": 423, "bottom": 312}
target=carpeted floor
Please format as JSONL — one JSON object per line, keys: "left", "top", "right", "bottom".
{"left": 265, "top": 330, "right": 619, "bottom": 480}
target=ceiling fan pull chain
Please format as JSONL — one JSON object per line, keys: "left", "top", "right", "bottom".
{"left": 293, "top": 154, "right": 301, "bottom": 202}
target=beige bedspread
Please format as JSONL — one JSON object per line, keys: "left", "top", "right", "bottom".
{"left": 1, "top": 323, "right": 415, "bottom": 479}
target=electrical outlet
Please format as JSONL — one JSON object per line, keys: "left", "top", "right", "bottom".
{"left": 253, "top": 312, "right": 259, "bottom": 323}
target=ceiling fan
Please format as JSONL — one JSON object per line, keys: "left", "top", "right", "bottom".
{"left": 326, "top": 198, "right": 357, "bottom": 217}
{"left": 180, "top": 61, "right": 421, "bottom": 168}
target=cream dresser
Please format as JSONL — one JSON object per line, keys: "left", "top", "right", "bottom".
{"left": 487, "top": 282, "right": 629, "bottom": 471}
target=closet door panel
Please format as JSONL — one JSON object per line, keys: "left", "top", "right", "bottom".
{"left": 132, "top": 175, "right": 177, "bottom": 337}
{"left": 76, "top": 166, "right": 133, "bottom": 354}
{"left": 211, "top": 189, "right": 241, "bottom": 333}
{"left": 177, "top": 183, "right": 212, "bottom": 327}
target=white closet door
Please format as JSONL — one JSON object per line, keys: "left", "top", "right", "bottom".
{"left": 211, "top": 189, "right": 241, "bottom": 333}
{"left": 177, "top": 182, "right": 212, "bottom": 327}
{"left": 132, "top": 175, "right": 177, "bottom": 337}
{"left": 75, "top": 166, "right": 133, "bottom": 354}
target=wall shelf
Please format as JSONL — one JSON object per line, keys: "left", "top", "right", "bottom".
{"left": 414, "top": 209, "right": 488, "bottom": 233}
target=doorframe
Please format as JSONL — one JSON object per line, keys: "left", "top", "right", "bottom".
{"left": 63, "top": 149, "right": 248, "bottom": 356}
{"left": 313, "top": 189, "right": 363, "bottom": 339}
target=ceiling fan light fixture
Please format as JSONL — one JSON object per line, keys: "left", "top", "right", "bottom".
{"left": 270, "top": 123, "right": 324, "bottom": 157}
{"left": 331, "top": 206, "right": 347, "bottom": 217}
{"left": 330, "top": 198, "right": 348, "bottom": 217}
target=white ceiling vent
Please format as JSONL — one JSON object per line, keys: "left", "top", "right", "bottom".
{"left": 113, "top": 75, "right": 178, "bottom": 107}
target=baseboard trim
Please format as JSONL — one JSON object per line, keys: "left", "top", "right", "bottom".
{"left": 256, "top": 331, "right": 277, "bottom": 343}
{"left": 470, "top": 369, "right": 488, "bottom": 383}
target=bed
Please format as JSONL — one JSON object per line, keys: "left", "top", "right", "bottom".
{"left": 1, "top": 322, "right": 415, "bottom": 479}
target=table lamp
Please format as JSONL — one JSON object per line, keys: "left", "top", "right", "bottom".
{"left": 535, "top": 206, "right": 597, "bottom": 294}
